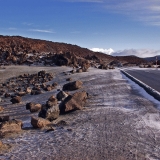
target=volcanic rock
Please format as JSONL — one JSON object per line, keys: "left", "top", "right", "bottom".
{"left": 30, "top": 103, "right": 42, "bottom": 113}
{"left": 39, "top": 105, "right": 60, "bottom": 121}
{"left": 39, "top": 96, "right": 59, "bottom": 121}
{"left": 47, "top": 96, "right": 58, "bottom": 105}
{"left": 77, "top": 68, "right": 83, "bottom": 73}
{"left": 31, "top": 89, "right": 42, "bottom": 95}
{"left": 0, "top": 119, "right": 23, "bottom": 137}
{"left": 81, "top": 60, "right": 90, "bottom": 72}
{"left": 52, "top": 82, "right": 58, "bottom": 88}
{"left": 10, "top": 96, "right": 21, "bottom": 104}
{"left": 26, "top": 87, "right": 32, "bottom": 93}
{"left": 17, "top": 91, "right": 26, "bottom": 97}
{"left": 26, "top": 102, "right": 35, "bottom": 110}
{"left": 59, "top": 91, "right": 88, "bottom": 114}
{"left": 66, "top": 78, "right": 72, "bottom": 81}
{"left": 0, "top": 116, "right": 9, "bottom": 122}
{"left": 38, "top": 70, "right": 46, "bottom": 77}
{"left": 31, "top": 117, "right": 51, "bottom": 128}
{"left": 63, "top": 80, "right": 83, "bottom": 91}
{"left": 44, "top": 85, "right": 53, "bottom": 91}
{"left": 0, "top": 141, "right": 3, "bottom": 148}
{"left": 4, "top": 93, "right": 10, "bottom": 98}
{"left": 56, "top": 91, "right": 69, "bottom": 101}
{"left": 0, "top": 106, "right": 4, "bottom": 112}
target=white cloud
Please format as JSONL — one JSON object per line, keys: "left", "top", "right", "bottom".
{"left": 112, "top": 49, "right": 160, "bottom": 58}
{"left": 29, "top": 29, "right": 55, "bottom": 33}
{"left": 103, "top": 0, "right": 160, "bottom": 26}
{"left": 64, "top": 0, "right": 103, "bottom": 3}
{"left": 8, "top": 27, "right": 17, "bottom": 30}
{"left": 90, "top": 48, "right": 114, "bottom": 55}
{"left": 23, "top": 22, "right": 33, "bottom": 26}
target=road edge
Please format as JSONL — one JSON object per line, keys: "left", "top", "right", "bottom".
{"left": 120, "top": 69, "right": 160, "bottom": 101}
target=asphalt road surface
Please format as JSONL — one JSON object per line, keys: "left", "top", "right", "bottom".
{"left": 123, "top": 68, "right": 160, "bottom": 93}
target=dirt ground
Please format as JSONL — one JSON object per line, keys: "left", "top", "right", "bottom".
{"left": 0, "top": 66, "right": 160, "bottom": 160}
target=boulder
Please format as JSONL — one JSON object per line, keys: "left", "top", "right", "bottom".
{"left": 59, "top": 91, "right": 88, "bottom": 114}
{"left": 31, "top": 117, "right": 50, "bottom": 128}
{"left": 31, "top": 90, "right": 42, "bottom": 95}
{"left": 38, "top": 70, "right": 46, "bottom": 77}
{"left": 66, "top": 78, "right": 72, "bottom": 81}
{"left": 0, "top": 141, "right": 3, "bottom": 148}
{"left": 0, "top": 119, "right": 23, "bottom": 137}
{"left": 30, "top": 103, "right": 42, "bottom": 113}
{"left": 26, "top": 102, "right": 35, "bottom": 110}
{"left": 4, "top": 93, "right": 10, "bottom": 98}
{"left": 10, "top": 96, "right": 21, "bottom": 104}
{"left": 26, "top": 87, "right": 32, "bottom": 93}
{"left": 52, "top": 82, "right": 58, "bottom": 87}
{"left": 48, "top": 95, "right": 57, "bottom": 104}
{"left": 63, "top": 80, "right": 83, "bottom": 91}
{"left": 39, "top": 103, "right": 60, "bottom": 121}
{"left": 81, "top": 61, "right": 90, "bottom": 72}
{"left": 0, "top": 106, "right": 4, "bottom": 112}
{"left": 56, "top": 91, "right": 69, "bottom": 101}
{"left": 44, "top": 85, "right": 53, "bottom": 91}
{"left": 41, "top": 83, "right": 46, "bottom": 89}
{"left": 0, "top": 116, "right": 9, "bottom": 122}
{"left": 77, "top": 68, "right": 83, "bottom": 73}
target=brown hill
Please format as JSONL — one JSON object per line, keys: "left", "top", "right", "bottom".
{"left": 0, "top": 35, "right": 146, "bottom": 66}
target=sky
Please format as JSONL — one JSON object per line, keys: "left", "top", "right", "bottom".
{"left": 1, "top": 0, "right": 160, "bottom": 57}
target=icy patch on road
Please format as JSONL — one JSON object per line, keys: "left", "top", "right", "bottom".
{"left": 122, "top": 73, "right": 160, "bottom": 109}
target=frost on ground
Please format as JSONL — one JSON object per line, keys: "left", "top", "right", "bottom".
{"left": 1, "top": 66, "right": 160, "bottom": 160}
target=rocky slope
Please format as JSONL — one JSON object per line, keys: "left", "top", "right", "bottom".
{"left": 0, "top": 35, "right": 146, "bottom": 66}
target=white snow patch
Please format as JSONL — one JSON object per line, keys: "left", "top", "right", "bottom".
{"left": 142, "top": 113, "right": 160, "bottom": 130}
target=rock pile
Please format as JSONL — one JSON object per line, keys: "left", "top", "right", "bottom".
{"left": 38, "top": 96, "right": 60, "bottom": 121}
{"left": 0, "top": 70, "right": 55, "bottom": 103}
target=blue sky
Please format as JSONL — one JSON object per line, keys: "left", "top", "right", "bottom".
{"left": 1, "top": 0, "right": 160, "bottom": 57}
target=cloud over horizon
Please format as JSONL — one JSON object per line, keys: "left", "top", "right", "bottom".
{"left": 90, "top": 48, "right": 114, "bottom": 55}
{"left": 112, "top": 49, "right": 160, "bottom": 58}
{"left": 91, "top": 47, "right": 160, "bottom": 58}
{"left": 29, "top": 29, "right": 55, "bottom": 33}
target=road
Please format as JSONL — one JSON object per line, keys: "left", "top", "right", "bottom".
{"left": 123, "top": 68, "right": 160, "bottom": 93}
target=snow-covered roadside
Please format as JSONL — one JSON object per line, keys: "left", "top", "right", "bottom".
{"left": 121, "top": 70, "right": 160, "bottom": 132}
{"left": 121, "top": 70, "right": 160, "bottom": 109}
{"left": 1, "top": 67, "right": 160, "bottom": 159}
{"left": 121, "top": 69, "right": 160, "bottom": 102}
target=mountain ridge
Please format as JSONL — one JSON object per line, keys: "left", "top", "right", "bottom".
{"left": 0, "top": 35, "right": 146, "bottom": 66}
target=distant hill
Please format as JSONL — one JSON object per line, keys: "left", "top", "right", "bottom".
{"left": 143, "top": 55, "right": 160, "bottom": 62}
{"left": 0, "top": 35, "right": 146, "bottom": 66}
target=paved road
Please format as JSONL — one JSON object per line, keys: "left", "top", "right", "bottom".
{"left": 123, "top": 68, "right": 160, "bottom": 93}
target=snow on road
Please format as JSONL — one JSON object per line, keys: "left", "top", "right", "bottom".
{"left": 1, "top": 66, "right": 160, "bottom": 160}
